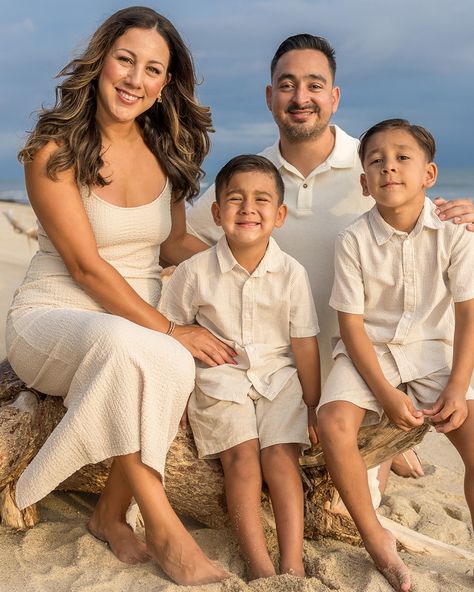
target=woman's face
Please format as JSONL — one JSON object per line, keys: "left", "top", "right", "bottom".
{"left": 96, "top": 27, "right": 171, "bottom": 126}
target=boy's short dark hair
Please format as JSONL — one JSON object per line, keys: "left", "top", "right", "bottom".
{"left": 270, "top": 34, "right": 336, "bottom": 81}
{"left": 359, "top": 118, "right": 436, "bottom": 164}
{"left": 215, "top": 155, "right": 285, "bottom": 205}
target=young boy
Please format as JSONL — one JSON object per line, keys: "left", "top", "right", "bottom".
{"left": 317, "top": 119, "right": 474, "bottom": 592}
{"left": 159, "top": 155, "right": 320, "bottom": 579}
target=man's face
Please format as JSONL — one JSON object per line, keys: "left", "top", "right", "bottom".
{"left": 266, "top": 49, "right": 340, "bottom": 143}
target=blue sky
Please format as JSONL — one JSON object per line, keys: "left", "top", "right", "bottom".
{"left": 1, "top": 0, "right": 474, "bottom": 183}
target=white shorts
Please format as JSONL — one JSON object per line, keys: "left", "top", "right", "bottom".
{"left": 318, "top": 352, "right": 474, "bottom": 426}
{"left": 188, "top": 372, "right": 310, "bottom": 459}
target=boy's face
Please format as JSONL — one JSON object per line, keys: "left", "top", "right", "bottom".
{"left": 360, "top": 129, "right": 437, "bottom": 211}
{"left": 212, "top": 171, "right": 287, "bottom": 249}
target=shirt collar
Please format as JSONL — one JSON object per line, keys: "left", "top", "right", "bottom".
{"left": 265, "top": 125, "right": 359, "bottom": 179}
{"left": 368, "top": 197, "right": 443, "bottom": 245}
{"left": 215, "top": 235, "right": 285, "bottom": 276}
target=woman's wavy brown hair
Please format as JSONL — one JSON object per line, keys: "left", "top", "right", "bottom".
{"left": 18, "top": 6, "right": 213, "bottom": 202}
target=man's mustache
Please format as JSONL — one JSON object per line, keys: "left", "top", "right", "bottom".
{"left": 286, "top": 104, "right": 319, "bottom": 114}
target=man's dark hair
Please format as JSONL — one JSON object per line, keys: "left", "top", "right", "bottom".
{"left": 270, "top": 34, "right": 336, "bottom": 81}
{"left": 215, "top": 155, "right": 285, "bottom": 204}
{"left": 359, "top": 118, "right": 436, "bottom": 163}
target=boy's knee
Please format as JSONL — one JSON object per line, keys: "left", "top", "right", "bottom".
{"left": 221, "top": 442, "right": 261, "bottom": 480}
{"left": 261, "top": 443, "right": 299, "bottom": 467}
{"left": 317, "top": 403, "right": 358, "bottom": 443}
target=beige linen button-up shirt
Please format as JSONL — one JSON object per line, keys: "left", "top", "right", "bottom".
{"left": 330, "top": 198, "right": 474, "bottom": 382}
{"left": 158, "top": 236, "right": 319, "bottom": 403}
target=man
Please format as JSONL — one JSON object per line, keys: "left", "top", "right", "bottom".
{"left": 187, "top": 33, "right": 474, "bottom": 384}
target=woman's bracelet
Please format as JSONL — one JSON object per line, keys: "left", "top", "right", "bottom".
{"left": 166, "top": 320, "right": 176, "bottom": 336}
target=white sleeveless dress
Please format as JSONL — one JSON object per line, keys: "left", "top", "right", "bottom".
{"left": 5, "top": 182, "right": 195, "bottom": 510}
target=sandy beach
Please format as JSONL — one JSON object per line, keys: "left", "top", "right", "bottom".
{"left": 0, "top": 202, "right": 473, "bottom": 592}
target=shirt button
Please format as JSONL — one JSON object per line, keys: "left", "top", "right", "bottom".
{"left": 302, "top": 183, "right": 308, "bottom": 188}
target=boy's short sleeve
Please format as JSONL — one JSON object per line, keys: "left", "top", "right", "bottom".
{"left": 448, "top": 229, "right": 474, "bottom": 302}
{"left": 158, "top": 261, "right": 197, "bottom": 324}
{"left": 289, "top": 265, "right": 319, "bottom": 338}
{"left": 329, "top": 232, "right": 365, "bottom": 314}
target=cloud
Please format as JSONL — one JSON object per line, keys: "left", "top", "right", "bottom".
{"left": 213, "top": 122, "right": 277, "bottom": 147}
{"left": 0, "top": 18, "right": 35, "bottom": 35}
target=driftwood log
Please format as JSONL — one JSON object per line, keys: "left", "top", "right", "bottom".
{"left": 2, "top": 358, "right": 473, "bottom": 561}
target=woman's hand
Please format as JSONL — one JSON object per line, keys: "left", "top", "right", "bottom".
{"left": 172, "top": 324, "right": 237, "bottom": 367}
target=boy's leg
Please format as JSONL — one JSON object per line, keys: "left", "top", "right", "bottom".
{"left": 220, "top": 440, "right": 276, "bottom": 580}
{"left": 260, "top": 443, "right": 304, "bottom": 576}
{"left": 255, "top": 373, "right": 309, "bottom": 576}
{"left": 444, "top": 400, "right": 474, "bottom": 527}
{"left": 318, "top": 401, "right": 411, "bottom": 592}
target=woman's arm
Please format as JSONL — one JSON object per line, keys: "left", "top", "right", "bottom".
{"left": 25, "top": 143, "right": 235, "bottom": 365}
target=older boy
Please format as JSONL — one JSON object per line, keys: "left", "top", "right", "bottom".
{"left": 159, "top": 155, "right": 320, "bottom": 579}
{"left": 317, "top": 119, "right": 474, "bottom": 592}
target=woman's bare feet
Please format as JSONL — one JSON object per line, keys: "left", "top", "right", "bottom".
{"left": 87, "top": 511, "right": 150, "bottom": 565}
{"left": 146, "top": 527, "right": 229, "bottom": 585}
{"left": 365, "top": 528, "right": 411, "bottom": 592}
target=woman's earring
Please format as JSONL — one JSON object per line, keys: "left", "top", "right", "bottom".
{"left": 156, "top": 93, "right": 162, "bottom": 103}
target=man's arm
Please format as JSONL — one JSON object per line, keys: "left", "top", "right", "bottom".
{"left": 185, "top": 183, "right": 224, "bottom": 245}
{"left": 434, "top": 197, "right": 474, "bottom": 232}
{"left": 423, "top": 299, "right": 474, "bottom": 432}
{"left": 338, "top": 312, "right": 424, "bottom": 432}
{"left": 291, "top": 336, "right": 320, "bottom": 445}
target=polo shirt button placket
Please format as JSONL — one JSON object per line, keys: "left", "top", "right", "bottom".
{"left": 296, "top": 180, "right": 313, "bottom": 214}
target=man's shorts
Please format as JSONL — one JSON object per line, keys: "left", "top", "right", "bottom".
{"left": 188, "top": 372, "right": 311, "bottom": 459}
{"left": 318, "top": 352, "right": 474, "bottom": 426}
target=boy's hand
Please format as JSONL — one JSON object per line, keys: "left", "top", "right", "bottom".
{"left": 423, "top": 385, "right": 468, "bottom": 433}
{"left": 307, "top": 406, "right": 319, "bottom": 447}
{"left": 433, "top": 197, "right": 474, "bottom": 232}
{"left": 380, "top": 387, "right": 424, "bottom": 431}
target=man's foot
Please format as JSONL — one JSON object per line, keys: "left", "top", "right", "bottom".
{"left": 365, "top": 528, "right": 411, "bottom": 591}
{"left": 87, "top": 512, "right": 150, "bottom": 565}
{"left": 146, "top": 529, "right": 229, "bottom": 585}
{"left": 391, "top": 449, "right": 424, "bottom": 479}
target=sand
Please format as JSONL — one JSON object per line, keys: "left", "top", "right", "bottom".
{"left": 0, "top": 202, "right": 473, "bottom": 592}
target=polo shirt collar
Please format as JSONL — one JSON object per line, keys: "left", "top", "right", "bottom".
{"left": 368, "top": 197, "right": 443, "bottom": 245}
{"left": 267, "top": 124, "right": 358, "bottom": 178}
{"left": 215, "top": 235, "right": 285, "bottom": 276}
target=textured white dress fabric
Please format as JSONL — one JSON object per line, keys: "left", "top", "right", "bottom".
{"left": 5, "top": 182, "right": 195, "bottom": 510}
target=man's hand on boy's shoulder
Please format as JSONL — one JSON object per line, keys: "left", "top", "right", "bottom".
{"left": 380, "top": 387, "right": 424, "bottom": 432}
{"left": 423, "top": 384, "right": 469, "bottom": 433}
{"left": 434, "top": 197, "right": 474, "bottom": 232}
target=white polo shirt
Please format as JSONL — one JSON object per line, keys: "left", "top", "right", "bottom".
{"left": 158, "top": 236, "right": 319, "bottom": 403}
{"left": 330, "top": 198, "right": 474, "bottom": 381}
{"left": 186, "top": 125, "right": 372, "bottom": 381}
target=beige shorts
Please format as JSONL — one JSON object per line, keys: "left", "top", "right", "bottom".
{"left": 188, "top": 372, "right": 311, "bottom": 459}
{"left": 318, "top": 353, "right": 474, "bottom": 426}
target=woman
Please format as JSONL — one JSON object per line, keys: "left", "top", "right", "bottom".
{"left": 6, "top": 6, "right": 234, "bottom": 585}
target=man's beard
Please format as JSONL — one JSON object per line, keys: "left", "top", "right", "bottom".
{"left": 277, "top": 104, "right": 330, "bottom": 143}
